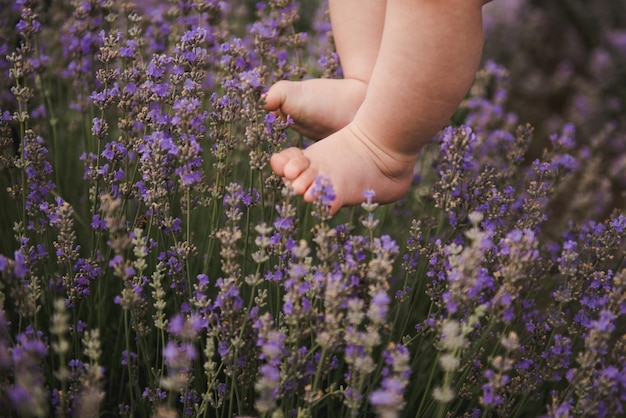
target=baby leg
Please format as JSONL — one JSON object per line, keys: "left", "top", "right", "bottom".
{"left": 263, "top": 0, "right": 386, "bottom": 140}
{"left": 271, "top": 0, "right": 487, "bottom": 213}
{"left": 328, "top": 0, "right": 386, "bottom": 83}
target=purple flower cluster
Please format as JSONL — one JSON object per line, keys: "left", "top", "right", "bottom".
{"left": 369, "top": 344, "right": 411, "bottom": 418}
{"left": 7, "top": 326, "right": 49, "bottom": 416}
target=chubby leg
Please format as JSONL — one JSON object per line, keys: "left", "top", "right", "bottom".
{"left": 271, "top": 0, "right": 487, "bottom": 213}
{"left": 263, "top": 0, "right": 386, "bottom": 140}
{"left": 328, "top": 0, "right": 386, "bottom": 83}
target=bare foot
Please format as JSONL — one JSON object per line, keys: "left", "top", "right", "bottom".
{"left": 263, "top": 78, "right": 367, "bottom": 141}
{"left": 270, "top": 122, "right": 417, "bottom": 214}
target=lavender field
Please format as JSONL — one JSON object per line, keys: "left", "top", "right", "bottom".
{"left": 1, "top": 0, "right": 625, "bottom": 417}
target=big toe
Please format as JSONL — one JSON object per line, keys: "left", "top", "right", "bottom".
{"left": 263, "top": 80, "right": 293, "bottom": 112}
{"left": 283, "top": 153, "right": 310, "bottom": 180}
{"left": 270, "top": 147, "right": 308, "bottom": 178}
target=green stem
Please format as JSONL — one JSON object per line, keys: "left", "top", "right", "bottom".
{"left": 415, "top": 354, "right": 440, "bottom": 418}
{"left": 185, "top": 187, "right": 193, "bottom": 298}
{"left": 311, "top": 347, "right": 327, "bottom": 403}
{"left": 124, "top": 309, "right": 136, "bottom": 414}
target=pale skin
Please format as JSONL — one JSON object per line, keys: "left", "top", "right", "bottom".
{"left": 264, "top": 0, "right": 492, "bottom": 214}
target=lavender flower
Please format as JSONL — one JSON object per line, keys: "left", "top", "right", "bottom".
{"left": 9, "top": 327, "right": 49, "bottom": 417}
{"left": 60, "top": 0, "right": 116, "bottom": 111}
{"left": 253, "top": 312, "right": 286, "bottom": 414}
{"left": 432, "top": 125, "right": 479, "bottom": 222}
{"left": 310, "top": 175, "right": 336, "bottom": 220}
{"left": 369, "top": 344, "right": 411, "bottom": 418}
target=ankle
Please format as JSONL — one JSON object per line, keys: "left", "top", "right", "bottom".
{"left": 347, "top": 121, "right": 419, "bottom": 174}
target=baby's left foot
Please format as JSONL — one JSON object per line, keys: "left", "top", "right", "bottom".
{"left": 270, "top": 122, "right": 417, "bottom": 214}
{"left": 263, "top": 78, "right": 367, "bottom": 141}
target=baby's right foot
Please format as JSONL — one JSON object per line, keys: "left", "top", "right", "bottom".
{"left": 263, "top": 78, "right": 367, "bottom": 141}
{"left": 269, "top": 122, "right": 418, "bottom": 215}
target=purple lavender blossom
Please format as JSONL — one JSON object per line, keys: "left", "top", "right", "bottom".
{"left": 369, "top": 344, "right": 411, "bottom": 418}
{"left": 312, "top": 177, "right": 336, "bottom": 206}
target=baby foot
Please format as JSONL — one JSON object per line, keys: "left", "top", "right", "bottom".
{"left": 270, "top": 122, "right": 417, "bottom": 214}
{"left": 263, "top": 78, "right": 367, "bottom": 141}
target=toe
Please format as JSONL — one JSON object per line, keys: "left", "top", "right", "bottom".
{"left": 271, "top": 148, "right": 310, "bottom": 180}
{"left": 283, "top": 154, "right": 310, "bottom": 180}
{"left": 291, "top": 167, "right": 318, "bottom": 196}
{"left": 270, "top": 147, "right": 302, "bottom": 177}
{"left": 262, "top": 80, "right": 290, "bottom": 112}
